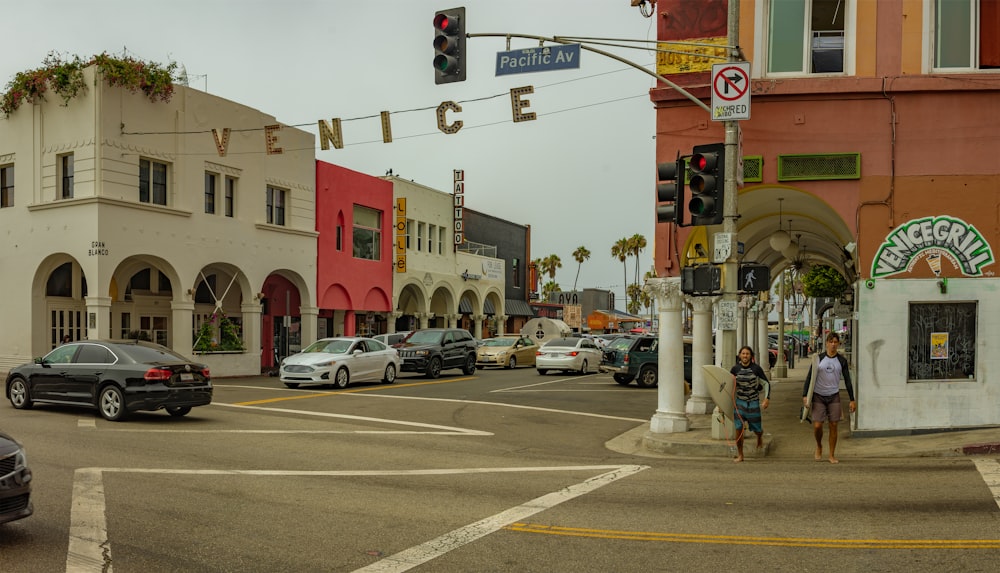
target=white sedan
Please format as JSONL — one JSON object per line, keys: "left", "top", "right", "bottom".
{"left": 535, "top": 337, "right": 603, "bottom": 375}
{"left": 279, "top": 337, "right": 400, "bottom": 389}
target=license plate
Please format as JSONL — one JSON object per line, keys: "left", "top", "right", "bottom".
{"left": 180, "top": 373, "right": 194, "bottom": 381}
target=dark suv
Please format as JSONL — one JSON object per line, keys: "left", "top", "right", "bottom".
{"left": 599, "top": 335, "right": 694, "bottom": 388}
{"left": 396, "top": 328, "right": 478, "bottom": 378}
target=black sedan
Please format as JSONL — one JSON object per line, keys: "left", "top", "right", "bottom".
{"left": 4, "top": 340, "right": 212, "bottom": 421}
{"left": 0, "top": 430, "right": 32, "bottom": 525}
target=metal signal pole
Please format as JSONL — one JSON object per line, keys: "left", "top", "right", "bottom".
{"left": 720, "top": 0, "right": 741, "bottom": 372}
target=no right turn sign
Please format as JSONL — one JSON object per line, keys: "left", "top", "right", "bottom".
{"left": 711, "top": 61, "right": 751, "bottom": 121}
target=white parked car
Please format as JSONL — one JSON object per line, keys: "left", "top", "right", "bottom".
{"left": 535, "top": 337, "right": 603, "bottom": 375}
{"left": 280, "top": 337, "right": 400, "bottom": 389}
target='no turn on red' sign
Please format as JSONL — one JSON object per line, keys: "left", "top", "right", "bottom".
{"left": 711, "top": 61, "right": 751, "bottom": 121}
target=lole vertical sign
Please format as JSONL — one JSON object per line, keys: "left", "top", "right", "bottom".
{"left": 395, "top": 198, "right": 407, "bottom": 273}
{"left": 453, "top": 169, "right": 465, "bottom": 247}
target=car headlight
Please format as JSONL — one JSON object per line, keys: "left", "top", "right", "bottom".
{"left": 414, "top": 350, "right": 429, "bottom": 356}
{"left": 315, "top": 360, "right": 338, "bottom": 367}
{"left": 14, "top": 447, "right": 27, "bottom": 468}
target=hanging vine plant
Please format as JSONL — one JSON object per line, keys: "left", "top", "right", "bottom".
{"left": 1, "top": 51, "right": 178, "bottom": 117}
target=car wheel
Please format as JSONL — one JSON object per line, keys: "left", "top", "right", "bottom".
{"left": 537, "top": 369, "right": 548, "bottom": 375}
{"left": 8, "top": 377, "right": 33, "bottom": 409}
{"left": 166, "top": 406, "right": 191, "bottom": 417}
{"left": 578, "top": 359, "right": 589, "bottom": 375}
{"left": 613, "top": 374, "right": 634, "bottom": 385}
{"left": 382, "top": 363, "right": 397, "bottom": 384}
{"left": 636, "top": 365, "right": 658, "bottom": 388}
{"left": 333, "top": 368, "right": 350, "bottom": 389}
{"left": 99, "top": 385, "right": 128, "bottom": 421}
{"left": 425, "top": 357, "right": 442, "bottom": 379}
{"left": 506, "top": 356, "right": 517, "bottom": 369}
{"left": 284, "top": 383, "right": 300, "bottom": 389}
{"left": 462, "top": 354, "right": 476, "bottom": 375}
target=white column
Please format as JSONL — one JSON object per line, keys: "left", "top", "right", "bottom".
{"left": 418, "top": 313, "right": 432, "bottom": 329}
{"left": 472, "top": 314, "right": 485, "bottom": 338}
{"left": 687, "top": 295, "right": 719, "bottom": 415}
{"left": 756, "top": 302, "right": 772, "bottom": 379}
{"left": 645, "top": 278, "right": 689, "bottom": 434}
{"left": 85, "top": 296, "right": 112, "bottom": 342}
{"left": 170, "top": 300, "right": 195, "bottom": 356}
{"left": 389, "top": 311, "right": 403, "bottom": 333}
{"left": 241, "top": 301, "right": 262, "bottom": 364}
{"left": 300, "top": 306, "right": 318, "bottom": 348}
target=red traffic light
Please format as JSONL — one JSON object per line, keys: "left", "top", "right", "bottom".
{"left": 434, "top": 13, "right": 459, "bottom": 34}
{"left": 690, "top": 152, "right": 717, "bottom": 174}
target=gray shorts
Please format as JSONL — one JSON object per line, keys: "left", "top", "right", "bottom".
{"left": 810, "top": 392, "right": 842, "bottom": 423}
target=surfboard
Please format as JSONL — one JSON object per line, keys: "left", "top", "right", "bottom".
{"left": 701, "top": 365, "right": 735, "bottom": 420}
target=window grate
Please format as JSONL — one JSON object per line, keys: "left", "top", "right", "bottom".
{"left": 777, "top": 153, "right": 860, "bottom": 181}
{"left": 742, "top": 156, "right": 763, "bottom": 182}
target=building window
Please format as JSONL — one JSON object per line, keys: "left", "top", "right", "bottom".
{"left": 266, "top": 185, "right": 286, "bottom": 226}
{"left": 428, "top": 224, "right": 436, "bottom": 253}
{"left": 908, "top": 302, "right": 977, "bottom": 381}
{"left": 417, "top": 222, "right": 425, "bottom": 251}
{"left": 59, "top": 153, "right": 74, "bottom": 199}
{"left": 405, "top": 220, "right": 413, "bottom": 249}
{"left": 205, "top": 172, "right": 217, "bottom": 214}
{"left": 512, "top": 258, "right": 520, "bottom": 287}
{"left": 336, "top": 225, "right": 343, "bottom": 251}
{"left": 139, "top": 158, "right": 168, "bottom": 205}
{"left": 765, "top": 0, "right": 846, "bottom": 75}
{"left": 932, "top": 0, "right": 1000, "bottom": 70}
{"left": 352, "top": 205, "right": 382, "bottom": 261}
{"left": 0, "top": 164, "right": 12, "bottom": 208}
{"left": 439, "top": 227, "right": 445, "bottom": 254}
{"left": 225, "top": 176, "right": 235, "bottom": 217}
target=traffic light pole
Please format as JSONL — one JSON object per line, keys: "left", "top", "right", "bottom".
{"left": 720, "top": 0, "right": 741, "bottom": 375}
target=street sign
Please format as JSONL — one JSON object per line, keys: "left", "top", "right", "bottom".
{"left": 713, "top": 232, "right": 733, "bottom": 263}
{"left": 717, "top": 300, "right": 738, "bottom": 330}
{"left": 711, "top": 61, "right": 751, "bottom": 121}
{"left": 495, "top": 44, "right": 581, "bottom": 76}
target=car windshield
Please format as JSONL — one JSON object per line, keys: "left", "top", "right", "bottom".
{"left": 120, "top": 343, "right": 191, "bottom": 363}
{"left": 483, "top": 338, "right": 515, "bottom": 347}
{"left": 302, "top": 339, "right": 352, "bottom": 354}
{"left": 607, "top": 337, "right": 634, "bottom": 351}
{"left": 545, "top": 338, "right": 578, "bottom": 347}
{"left": 404, "top": 331, "right": 444, "bottom": 344}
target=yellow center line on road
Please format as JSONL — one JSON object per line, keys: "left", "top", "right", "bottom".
{"left": 232, "top": 377, "right": 476, "bottom": 406}
{"left": 505, "top": 523, "right": 1000, "bottom": 549}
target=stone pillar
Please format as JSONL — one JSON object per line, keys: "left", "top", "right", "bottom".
{"left": 449, "top": 313, "right": 461, "bottom": 329}
{"left": 389, "top": 311, "right": 403, "bottom": 333}
{"left": 756, "top": 302, "right": 772, "bottom": 379}
{"left": 170, "top": 299, "right": 194, "bottom": 356}
{"left": 773, "top": 274, "right": 788, "bottom": 377}
{"left": 418, "top": 312, "right": 432, "bottom": 329}
{"left": 644, "top": 278, "right": 689, "bottom": 434}
{"left": 342, "top": 309, "right": 355, "bottom": 337}
{"left": 84, "top": 296, "right": 112, "bottom": 342}
{"left": 241, "top": 301, "right": 262, "bottom": 364}
{"left": 686, "top": 295, "right": 718, "bottom": 415}
{"left": 472, "top": 314, "right": 485, "bottom": 339}
{"left": 497, "top": 314, "right": 508, "bottom": 335}
{"left": 300, "top": 306, "right": 318, "bottom": 348}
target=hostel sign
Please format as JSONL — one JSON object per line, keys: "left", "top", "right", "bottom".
{"left": 872, "top": 216, "right": 995, "bottom": 278}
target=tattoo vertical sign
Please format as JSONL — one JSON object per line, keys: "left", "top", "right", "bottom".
{"left": 453, "top": 170, "right": 465, "bottom": 248}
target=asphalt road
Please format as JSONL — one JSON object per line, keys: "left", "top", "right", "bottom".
{"left": 2, "top": 366, "right": 999, "bottom": 572}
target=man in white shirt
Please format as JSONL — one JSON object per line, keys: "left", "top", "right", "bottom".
{"left": 802, "top": 332, "right": 855, "bottom": 464}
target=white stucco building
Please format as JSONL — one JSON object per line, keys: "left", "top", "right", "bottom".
{"left": 0, "top": 64, "right": 317, "bottom": 376}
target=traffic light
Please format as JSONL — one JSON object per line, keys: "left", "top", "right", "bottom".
{"left": 656, "top": 158, "right": 686, "bottom": 226}
{"left": 433, "top": 8, "right": 466, "bottom": 84}
{"left": 688, "top": 142, "right": 725, "bottom": 226}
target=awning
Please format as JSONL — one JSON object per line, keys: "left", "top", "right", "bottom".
{"left": 504, "top": 299, "right": 535, "bottom": 316}
{"left": 459, "top": 298, "right": 497, "bottom": 314}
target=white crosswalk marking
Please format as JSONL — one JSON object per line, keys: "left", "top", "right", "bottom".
{"left": 972, "top": 458, "right": 1000, "bottom": 510}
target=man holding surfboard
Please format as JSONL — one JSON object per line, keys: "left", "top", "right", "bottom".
{"left": 730, "top": 346, "right": 771, "bottom": 463}
{"left": 802, "top": 332, "right": 856, "bottom": 464}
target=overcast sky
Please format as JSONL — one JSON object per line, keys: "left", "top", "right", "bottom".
{"left": 3, "top": 0, "right": 658, "bottom": 308}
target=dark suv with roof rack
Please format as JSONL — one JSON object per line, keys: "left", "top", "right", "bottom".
{"left": 396, "top": 328, "right": 478, "bottom": 378}
{"left": 599, "top": 335, "right": 694, "bottom": 388}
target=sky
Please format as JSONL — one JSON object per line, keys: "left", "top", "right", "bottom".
{"left": 2, "top": 0, "right": 659, "bottom": 309}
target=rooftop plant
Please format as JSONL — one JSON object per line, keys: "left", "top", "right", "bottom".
{"left": 1, "top": 51, "right": 178, "bottom": 117}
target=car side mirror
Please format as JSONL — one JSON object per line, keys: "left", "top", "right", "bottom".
{"left": 33, "top": 356, "right": 43, "bottom": 364}
{"left": 353, "top": 349, "right": 363, "bottom": 355}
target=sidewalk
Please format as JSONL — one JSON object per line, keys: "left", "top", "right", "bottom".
{"left": 607, "top": 364, "right": 1000, "bottom": 460}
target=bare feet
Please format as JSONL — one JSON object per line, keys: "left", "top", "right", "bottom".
{"left": 733, "top": 456, "right": 744, "bottom": 463}
{"left": 756, "top": 435, "right": 764, "bottom": 450}
{"left": 814, "top": 447, "right": 823, "bottom": 461}
{"left": 829, "top": 457, "right": 839, "bottom": 464}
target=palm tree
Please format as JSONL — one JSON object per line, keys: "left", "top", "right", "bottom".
{"left": 542, "top": 280, "right": 561, "bottom": 300}
{"left": 571, "top": 246, "right": 590, "bottom": 291}
{"left": 629, "top": 233, "right": 647, "bottom": 289}
{"left": 542, "top": 254, "right": 562, "bottom": 284}
{"left": 611, "top": 237, "right": 629, "bottom": 305}
{"left": 531, "top": 258, "right": 544, "bottom": 295}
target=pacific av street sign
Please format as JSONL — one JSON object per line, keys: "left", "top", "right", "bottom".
{"left": 495, "top": 44, "right": 581, "bottom": 76}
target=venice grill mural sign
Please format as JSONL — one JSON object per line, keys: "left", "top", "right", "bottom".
{"left": 872, "top": 216, "right": 994, "bottom": 278}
